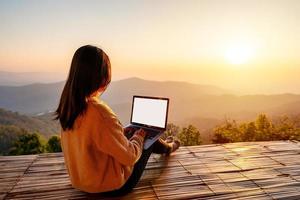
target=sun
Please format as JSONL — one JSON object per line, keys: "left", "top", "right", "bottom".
{"left": 225, "top": 44, "right": 255, "bottom": 65}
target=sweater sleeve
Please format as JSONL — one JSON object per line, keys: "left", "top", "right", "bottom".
{"left": 93, "top": 109, "right": 145, "bottom": 166}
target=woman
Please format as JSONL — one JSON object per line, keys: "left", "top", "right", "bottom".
{"left": 55, "top": 45, "right": 180, "bottom": 196}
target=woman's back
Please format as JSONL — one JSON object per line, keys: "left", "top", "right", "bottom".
{"left": 61, "top": 97, "right": 144, "bottom": 193}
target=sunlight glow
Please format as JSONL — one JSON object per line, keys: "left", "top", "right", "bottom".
{"left": 225, "top": 44, "right": 255, "bottom": 65}
{"left": 232, "top": 147, "right": 250, "bottom": 152}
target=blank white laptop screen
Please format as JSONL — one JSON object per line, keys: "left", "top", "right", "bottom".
{"left": 131, "top": 97, "right": 168, "bottom": 129}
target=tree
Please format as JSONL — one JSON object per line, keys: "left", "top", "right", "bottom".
{"left": 254, "top": 114, "right": 274, "bottom": 141}
{"left": 212, "top": 114, "right": 300, "bottom": 144}
{"left": 212, "top": 119, "right": 241, "bottom": 143}
{"left": 274, "top": 116, "right": 297, "bottom": 140}
{"left": 9, "top": 132, "right": 45, "bottom": 155}
{"left": 240, "top": 122, "right": 256, "bottom": 141}
{"left": 178, "top": 125, "right": 202, "bottom": 146}
{"left": 46, "top": 135, "right": 62, "bottom": 152}
{"left": 0, "top": 125, "right": 27, "bottom": 155}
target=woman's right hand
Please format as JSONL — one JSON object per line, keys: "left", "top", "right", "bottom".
{"left": 135, "top": 128, "right": 146, "bottom": 139}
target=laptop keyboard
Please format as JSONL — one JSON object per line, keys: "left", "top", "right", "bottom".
{"left": 144, "top": 128, "right": 160, "bottom": 139}
{"left": 128, "top": 125, "right": 160, "bottom": 139}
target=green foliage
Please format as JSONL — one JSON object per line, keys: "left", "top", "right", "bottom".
{"left": 9, "top": 132, "right": 46, "bottom": 155}
{"left": 178, "top": 125, "right": 202, "bottom": 146}
{"left": 273, "top": 116, "right": 297, "bottom": 140}
{"left": 2, "top": 113, "right": 300, "bottom": 155}
{"left": 1, "top": 128, "right": 61, "bottom": 155}
{"left": 163, "top": 123, "right": 202, "bottom": 146}
{"left": 254, "top": 114, "right": 274, "bottom": 141}
{"left": 213, "top": 120, "right": 241, "bottom": 143}
{"left": 0, "top": 125, "right": 27, "bottom": 155}
{"left": 240, "top": 122, "right": 256, "bottom": 142}
{"left": 213, "top": 114, "right": 300, "bottom": 144}
{"left": 46, "top": 135, "right": 62, "bottom": 152}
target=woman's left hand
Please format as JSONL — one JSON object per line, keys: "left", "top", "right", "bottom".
{"left": 124, "top": 126, "right": 137, "bottom": 134}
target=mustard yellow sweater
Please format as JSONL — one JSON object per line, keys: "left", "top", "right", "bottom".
{"left": 61, "top": 97, "right": 144, "bottom": 193}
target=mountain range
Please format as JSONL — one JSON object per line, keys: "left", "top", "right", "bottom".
{"left": 0, "top": 77, "right": 231, "bottom": 114}
{"left": 0, "top": 77, "right": 300, "bottom": 135}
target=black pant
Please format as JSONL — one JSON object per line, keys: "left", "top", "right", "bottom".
{"left": 102, "top": 132, "right": 171, "bottom": 196}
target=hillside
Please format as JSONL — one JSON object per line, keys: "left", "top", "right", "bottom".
{"left": 0, "top": 108, "right": 59, "bottom": 138}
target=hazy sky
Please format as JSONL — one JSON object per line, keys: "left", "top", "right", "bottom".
{"left": 1, "top": 0, "right": 300, "bottom": 94}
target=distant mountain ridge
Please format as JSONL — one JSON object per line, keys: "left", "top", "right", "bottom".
{"left": 0, "top": 77, "right": 299, "bottom": 131}
{"left": 0, "top": 77, "right": 231, "bottom": 114}
{"left": 102, "top": 77, "right": 233, "bottom": 104}
{"left": 0, "top": 71, "right": 66, "bottom": 86}
{"left": 0, "top": 81, "right": 64, "bottom": 114}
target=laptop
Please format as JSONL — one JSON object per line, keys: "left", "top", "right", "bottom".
{"left": 126, "top": 95, "right": 169, "bottom": 149}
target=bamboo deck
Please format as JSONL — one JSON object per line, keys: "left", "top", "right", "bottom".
{"left": 1, "top": 141, "right": 300, "bottom": 200}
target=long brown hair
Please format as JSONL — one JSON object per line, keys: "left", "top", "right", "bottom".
{"left": 55, "top": 45, "right": 111, "bottom": 131}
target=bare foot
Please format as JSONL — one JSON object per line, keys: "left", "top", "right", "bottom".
{"left": 165, "top": 136, "right": 174, "bottom": 143}
{"left": 166, "top": 140, "right": 181, "bottom": 156}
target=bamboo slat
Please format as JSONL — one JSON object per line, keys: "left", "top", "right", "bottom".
{"left": 1, "top": 141, "right": 300, "bottom": 199}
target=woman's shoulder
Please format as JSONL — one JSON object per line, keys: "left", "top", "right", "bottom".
{"left": 86, "top": 97, "right": 117, "bottom": 120}
{"left": 86, "top": 98, "right": 123, "bottom": 128}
